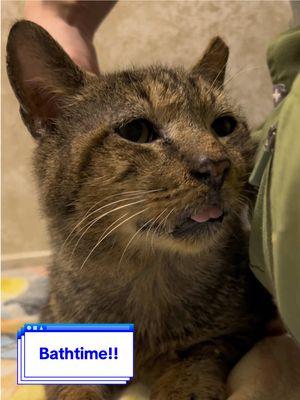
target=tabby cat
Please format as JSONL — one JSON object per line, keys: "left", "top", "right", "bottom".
{"left": 7, "top": 20, "right": 273, "bottom": 400}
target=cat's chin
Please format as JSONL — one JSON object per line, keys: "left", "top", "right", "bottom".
{"left": 153, "top": 230, "right": 227, "bottom": 255}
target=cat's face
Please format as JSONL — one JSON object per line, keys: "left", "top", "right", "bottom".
{"left": 7, "top": 21, "right": 253, "bottom": 256}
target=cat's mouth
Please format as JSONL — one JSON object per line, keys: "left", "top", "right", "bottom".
{"left": 172, "top": 206, "right": 225, "bottom": 238}
{"left": 140, "top": 205, "right": 226, "bottom": 238}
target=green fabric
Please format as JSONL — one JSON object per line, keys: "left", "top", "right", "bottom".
{"left": 271, "top": 75, "right": 300, "bottom": 342}
{"left": 267, "top": 26, "right": 300, "bottom": 90}
{"left": 249, "top": 103, "right": 284, "bottom": 187}
{"left": 249, "top": 26, "right": 300, "bottom": 342}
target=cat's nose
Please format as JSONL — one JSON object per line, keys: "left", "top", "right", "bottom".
{"left": 190, "top": 157, "right": 231, "bottom": 187}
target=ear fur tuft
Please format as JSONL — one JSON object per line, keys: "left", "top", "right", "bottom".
{"left": 190, "top": 36, "right": 229, "bottom": 88}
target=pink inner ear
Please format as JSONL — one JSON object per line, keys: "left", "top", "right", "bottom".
{"left": 19, "top": 55, "right": 62, "bottom": 118}
{"left": 23, "top": 77, "right": 63, "bottom": 119}
{"left": 15, "top": 41, "right": 67, "bottom": 120}
{"left": 8, "top": 21, "right": 86, "bottom": 122}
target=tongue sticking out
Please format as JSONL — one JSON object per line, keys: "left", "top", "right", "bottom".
{"left": 191, "top": 207, "right": 223, "bottom": 223}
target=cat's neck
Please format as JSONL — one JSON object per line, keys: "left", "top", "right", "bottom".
{"left": 51, "top": 220, "right": 248, "bottom": 342}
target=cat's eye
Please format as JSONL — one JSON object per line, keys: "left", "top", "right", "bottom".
{"left": 211, "top": 115, "right": 237, "bottom": 137}
{"left": 117, "top": 119, "right": 158, "bottom": 143}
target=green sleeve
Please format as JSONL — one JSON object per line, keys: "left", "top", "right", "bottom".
{"left": 249, "top": 26, "right": 300, "bottom": 342}
{"left": 271, "top": 75, "right": 300, "bottom": 342}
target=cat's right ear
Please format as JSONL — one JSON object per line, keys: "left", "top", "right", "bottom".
{"left": 190, "top": 36, "right": 229, "bottom": 89}
{"left": 6, "top": 20, "right": 89, "bottom": 139}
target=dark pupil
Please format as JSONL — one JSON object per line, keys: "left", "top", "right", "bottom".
{"left": 212, "top": 116, "right": 237, "bottom": 137}
{"left": 129, "top": 121, "right": 144, "bottom": 141}
{"left": 119, "top": 119, "right": 149, "bottom": 143}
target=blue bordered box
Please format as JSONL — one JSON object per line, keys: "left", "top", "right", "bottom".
{"left": 17, "top": 323, "right": 134, "bottom": 385}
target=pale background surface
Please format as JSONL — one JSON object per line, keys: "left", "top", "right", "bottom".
{"left": 2, "top": 0, "right": 292, "bottom": 257}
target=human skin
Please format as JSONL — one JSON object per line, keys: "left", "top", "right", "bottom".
{"left": 24, "top": 2, "right": 300, "bottom": 399}
{"left": 24, "top": 1, "right": 117, "bottom": 75}
{"left": 227, "top": 334, "right": 300, "bottom": 400}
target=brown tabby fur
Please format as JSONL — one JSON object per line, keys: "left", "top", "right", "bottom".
{"left": 7, "top": 21, "right": 273, "bottom": 400}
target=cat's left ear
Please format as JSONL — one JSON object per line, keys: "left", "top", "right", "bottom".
{"left": 6, "top": 20, "right": 91, "bottom": 139}
{"left": 190, "top": 36, "right": 229, "bottom": 88}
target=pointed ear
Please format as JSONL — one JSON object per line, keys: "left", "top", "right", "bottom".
{"left": 190, "top": 36, "right": 229, "bottom": 88}
{"left": 6, "top": 20, "right": 87, "bottom": 139}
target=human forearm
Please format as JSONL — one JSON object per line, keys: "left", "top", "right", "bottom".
{"left": 290, "top": 0, "right": 300, "bottom": 27}
{"left": 227, "top": 334, "right": 300, "bottom": 400}
{"left": 24, "top": 1, "right": 116, "bottom": 74}
{"left": 24, "top": 1, "right": 115, "bottom": 39}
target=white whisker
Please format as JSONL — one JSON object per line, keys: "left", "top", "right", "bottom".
{"left": 118, "top": 217, "right": 155, "bottom": 266}
{"left": 61, "top": 193, "right": 149, "bottom": 252}
{"left": 223, "top": 65, "right": 263, "bottom": 88}
{"left": 80, "top": 208, "right": 149, "bottom": 271}
{"left": 146, "top": 208, "right": 169, "bottom": 253}
{"left": 151, "top": 208, "right": 175, "bottom": 252}
{"left": 70, "top": 198, "right": 147, "bottom": 256}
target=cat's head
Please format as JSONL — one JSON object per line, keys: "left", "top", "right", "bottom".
{"left": 7, "top": 21, "right": 253, "bottom": 257}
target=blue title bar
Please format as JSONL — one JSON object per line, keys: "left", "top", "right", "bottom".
{"left": 17, "top": 323, "right": 134, "bottom": 338}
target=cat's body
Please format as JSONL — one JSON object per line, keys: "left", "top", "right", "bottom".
{"left": 44, "top": 224, "right": 270, "bottom": 400}
{"left": 7, "top": 21, "right": 273, "bottom": 400}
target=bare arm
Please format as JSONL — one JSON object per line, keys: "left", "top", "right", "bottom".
{"left": 290, "top": 0, "right": 300, "bottom": 27}
{"left": 227, "top": 334, "right": 300, "bottom": 400}
{"left": 24, "top": 1, "right": 117, "bottom": 74}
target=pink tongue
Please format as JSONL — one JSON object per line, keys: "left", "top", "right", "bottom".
{"left": 191, "top": 207, "right": 223, "bottom": 223}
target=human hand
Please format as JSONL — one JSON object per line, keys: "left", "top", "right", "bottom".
{"left": 24, "top": 1, "right": 117, "bottom": 75}
{"left": 227, "top": 334, "right": 300, "bottom": 400}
